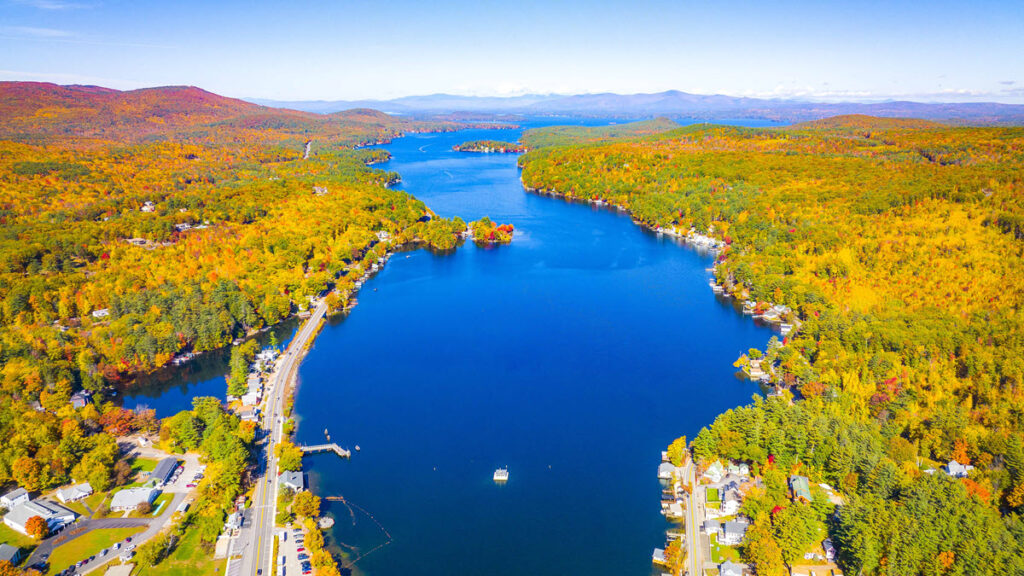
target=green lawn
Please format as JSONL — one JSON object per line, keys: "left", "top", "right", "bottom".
{"left": 134, "top": 528, "right": 225, "bottom": 576}
{"left": 706, "top": 487, "right": 720, "bottom": 502}
{"left": 0, "top": 522, "right": 37, "bottom": 559}
{"left": 709, "top": 533, "right": 741, "bottom": 564}
{"left": 128, "top": 493, "right": 174, "bottom": 518}
{"left": 131, "top": 457, "right": 159, "bottom": 474}
{"left": 45, "top": 526, "right": 145, "bottom": 575}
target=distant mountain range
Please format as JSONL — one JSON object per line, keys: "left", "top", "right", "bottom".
{"left": 249, "top": 90, "right": 1024, "bottom": 125}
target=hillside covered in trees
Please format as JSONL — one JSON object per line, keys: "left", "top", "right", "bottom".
{"left": 0, "top": 82, "right": 483, "bottom": 496}
{"left": 518, "top": 117, "right": 1024, "bottom": 575}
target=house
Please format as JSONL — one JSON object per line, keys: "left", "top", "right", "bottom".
{"left": 3, "top": 499, "right": 76, "bottom": 535}
{"left": 703, "top": 460, "right": 725, "bottom": 483}
{"left": 651, "top": 548, "right": 666, "bottom": 565}
{"left": 91, "top": 308, "right": 110, "bottom": 319}
{"left": 727, "top": 462, "right": 750, "bottom": 477}
{"left": 720, "top": 559, "right": 744, "bottom": 576}
{"left": 56, "top": 482, "right": 93, "bottom": 503}
{"left": 110, "top": 487, "right": 159, "bottom": 512}
{"left": 703, "top": 519, "right": 722, "bottom": 537}
{"left": 279, "top": 471, "right": 304, "bottom": 492}
{"left": 0, "top": 543, "right": 22, "bottom": 566}
{"left": 241, "top": 391, "right": 261, "bottom": 406}
{"left": 658, "top": 462, "right": 676, "bottom": 480}
{"left": 149, "top": 458, "right": 179, "bottom": 486}
{"left": 140, "top": 201, "right": 156, "bottom": 213}
{"left": 790, "top": 475, "right": 812, "bottom": 502}
{"left": 0, "top": 488, "right": 29, "bottom": 510}
{"left": 722, "top": 490, "right": 741, "bottom": 515}
{"left": 376, "top": 231, "right": 391, "bottom": 242}
{"left": 823, "top": 538, "right": 836, "bottom": 561}
{"left": 722, "top": 519, "right": 749, "bottom": 545}
{"left": 225, "top": 511, "right": 243, "bottom": 531}
{"left": 70, "top": 391, "right": 92, "bottom": 409}
{"left": 945, "top": 460, "right": 974, "bottom": 478}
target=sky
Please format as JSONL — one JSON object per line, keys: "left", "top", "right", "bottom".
{"left": 1, "top": 0, "right": 1023, "bottom": 103}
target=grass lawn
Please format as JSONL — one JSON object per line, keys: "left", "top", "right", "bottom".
{"left": 706, "top": 487, "right": 720, "bottom": 502}
{"left": 134, "top": 527, "right": 225, "bottom": 576}
{"left": 131, "top": 457, "right": 159, "bottom": 474}
{"left": 128, "top": 493, "right": 173, "bottom": 518}
{"left": 709, "top": 533, "right": 741, "bottom": 564}
{"left": 0, "top": 522, "right": 37, "bottom": 557}
{"left": 45, "top": 526, "right": 144, "bottom": 575}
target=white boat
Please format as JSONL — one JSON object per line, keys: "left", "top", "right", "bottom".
{"left": 493, "top": 467, "right": 509, "bottom": 482}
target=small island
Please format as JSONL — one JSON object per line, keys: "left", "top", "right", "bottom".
{"left": 469, "top": 216, "right": 514, "bottom": 245}
{"left": 453, "top": 140, "right": 527, "bottom": 154}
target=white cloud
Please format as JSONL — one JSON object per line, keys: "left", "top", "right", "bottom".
{"left": 1, "top": 25, "right": 73, "bottom": 37}
{"left": 9, "top": 0, "right": 88, "bottom": 10}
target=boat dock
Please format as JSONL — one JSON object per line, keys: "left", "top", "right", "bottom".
{"left": 300, "top": 443, "right": 351, "bottom": 459}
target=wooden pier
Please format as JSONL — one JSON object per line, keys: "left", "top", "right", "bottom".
{"left": 300, "top": 443, "right": 351, "bottom": 459}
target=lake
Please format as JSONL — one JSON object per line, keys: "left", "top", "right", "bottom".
{"left": 292, "top": 119, "right": 776, "bottom": 576}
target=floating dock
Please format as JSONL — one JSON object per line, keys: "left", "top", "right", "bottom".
{"left": 300, "top": 443, "right": 351, "bottom": 459}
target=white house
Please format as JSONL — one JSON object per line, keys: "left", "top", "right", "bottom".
{"left": 110, "top": 488, "right": 159, "bottom": 512}
{"left": 91, "top": 308, "right": 110, "bottom": 319}
{"left": 945, "top": 460, "right": 974, "bottom": 478}
{"left": 55, "top": 482, "right": 93, "bottom": 504}
{"left": 3, "top": 499, "right": 76, "bottom": 535}
{"left": 721, "top": 519, "right": 749, "bottom": 545}
{"left": 0, "top": 488, "right": 29, "bottom": 510}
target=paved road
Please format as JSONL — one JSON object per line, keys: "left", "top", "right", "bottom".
{"left": 686, "top": 463, "right": 702, "bottom": 576}
{"left": 241, "top": 301, "right": 328, "bottom": 576}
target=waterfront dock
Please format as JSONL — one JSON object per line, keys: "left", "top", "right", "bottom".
{"left": 300, "top": 443, "right": 351, "bottom": 459}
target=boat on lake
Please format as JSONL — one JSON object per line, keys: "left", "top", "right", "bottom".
{"left": 493, "top": 467, "right": 509, "bottom": 482}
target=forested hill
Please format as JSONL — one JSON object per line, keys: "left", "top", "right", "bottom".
{"left": 0, "top": 83, "right": 473, "bottom": 496}
{"left": 518, "top": 117, "right": 1024, "bottom": 575}
{"left": 0, "top": 82, "right": 464, "bottom": 145}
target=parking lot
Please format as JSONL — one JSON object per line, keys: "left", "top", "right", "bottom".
{"left": 277, "top": 525, "right": 313, "bottom": 576}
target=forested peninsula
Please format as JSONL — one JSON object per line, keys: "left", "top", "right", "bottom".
{"left": 453, "top": 140, "right": 527, "bottom": 153}
{"left": 519, "top": 116, "right": 1024, "bottom": 575}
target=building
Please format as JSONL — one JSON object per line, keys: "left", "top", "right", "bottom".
{"left": 790, "top": 475, "right": 812, "bottom": 502}
{"left": 55, "top": 482, "right": 93, "bottom": 504}
{"left": 658, "top": 462, "right": 676, "bottom": 480}
{"left": 91, "top": 308, "right": 110, "bottom": 319}
{"left": 651, "top": 548, "right": 666, "bottom": 565}
{"left": 0, "top": 543, "right": 22, "bottom": 566}
{"left": 149, "top": 458, "right": 179, "bottom": 486}
{"left": 703, "top": 519, "right": 722, "bottom": 537}
{"left": 110, "top": 488, "right": 159, "bottom": 512}
{"left": 3, "top": 499, "right": 76, "bottom": 535}
{"left": 722, "top": 520, "right": 749, "bottom": 545}
{"left": 225, "top": 511, "right": 243, "bottom": 531}
{"left": 0, "top": 488, "right": 29, "bottom": 510}
{"left": 720, "top": 560, "right": 744, "bottom": 576}
{"left": 70, "top": 391, "right": 92, "bottom": 409}
{"left": 279, "top": 471, "right": 304, "bottom": 492}
{"left": 703, "top": 460, "right": 725, "bottom": 483}
{"left": 823, "top": 538, "right": 836, "bottom": 561}
{"left": 945, "top": 460, "right": 974, "bottom": 478}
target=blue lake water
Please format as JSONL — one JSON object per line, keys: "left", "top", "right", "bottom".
{"left": 118, "top": 319, "right": 299, "bottom": 418}
{"left": 293, "top": 119, "right": 776, "bottom": 576}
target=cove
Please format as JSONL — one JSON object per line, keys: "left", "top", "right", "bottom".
{"left": 292, "top": 119, "right": 776, "bottom": 576}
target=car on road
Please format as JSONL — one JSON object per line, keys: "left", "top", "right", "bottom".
{"left": 186, "top": 483, "right": 197, "bottom": 488}
{"left": 113, "top": 542, "right": 120, "bottom": 550}
{"left": 125, "top": 537, "right": 133, "bottom": 543}
{"left": 296, "top": 547, "right": 305, "bottom": 552}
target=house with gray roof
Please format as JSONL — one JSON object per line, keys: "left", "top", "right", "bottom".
{"left": 55, "top": 482, "right": 93, "bottom": 504}
{"left": 149, "top": 458, "right": 179, "bottom": 486}
{"left": 703, "top": 519, "right": 722, "bottom": 537}
{"left": 279, "top": 470, "right": 304, "bottom": 492}
{"left": 3, "top": 499, "right": 76, "bottom": 535}
{"left": 0, "top": 488, "right": 29, "bottom": 510}
{"left": 0, "top": 543, "right": 22, "bottom": 565}
{"left": 722, "top": 519, "right": 749, "bottom": 545}
{"left": 720, "top": 560, "right": 744, "bottom": 576}
{"left": 110, "top": 487, "right": 159, "bottom": 512}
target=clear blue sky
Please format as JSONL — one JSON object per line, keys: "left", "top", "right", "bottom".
{"left": 2, "top": 0, "right": 1022, "bottom": 102}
